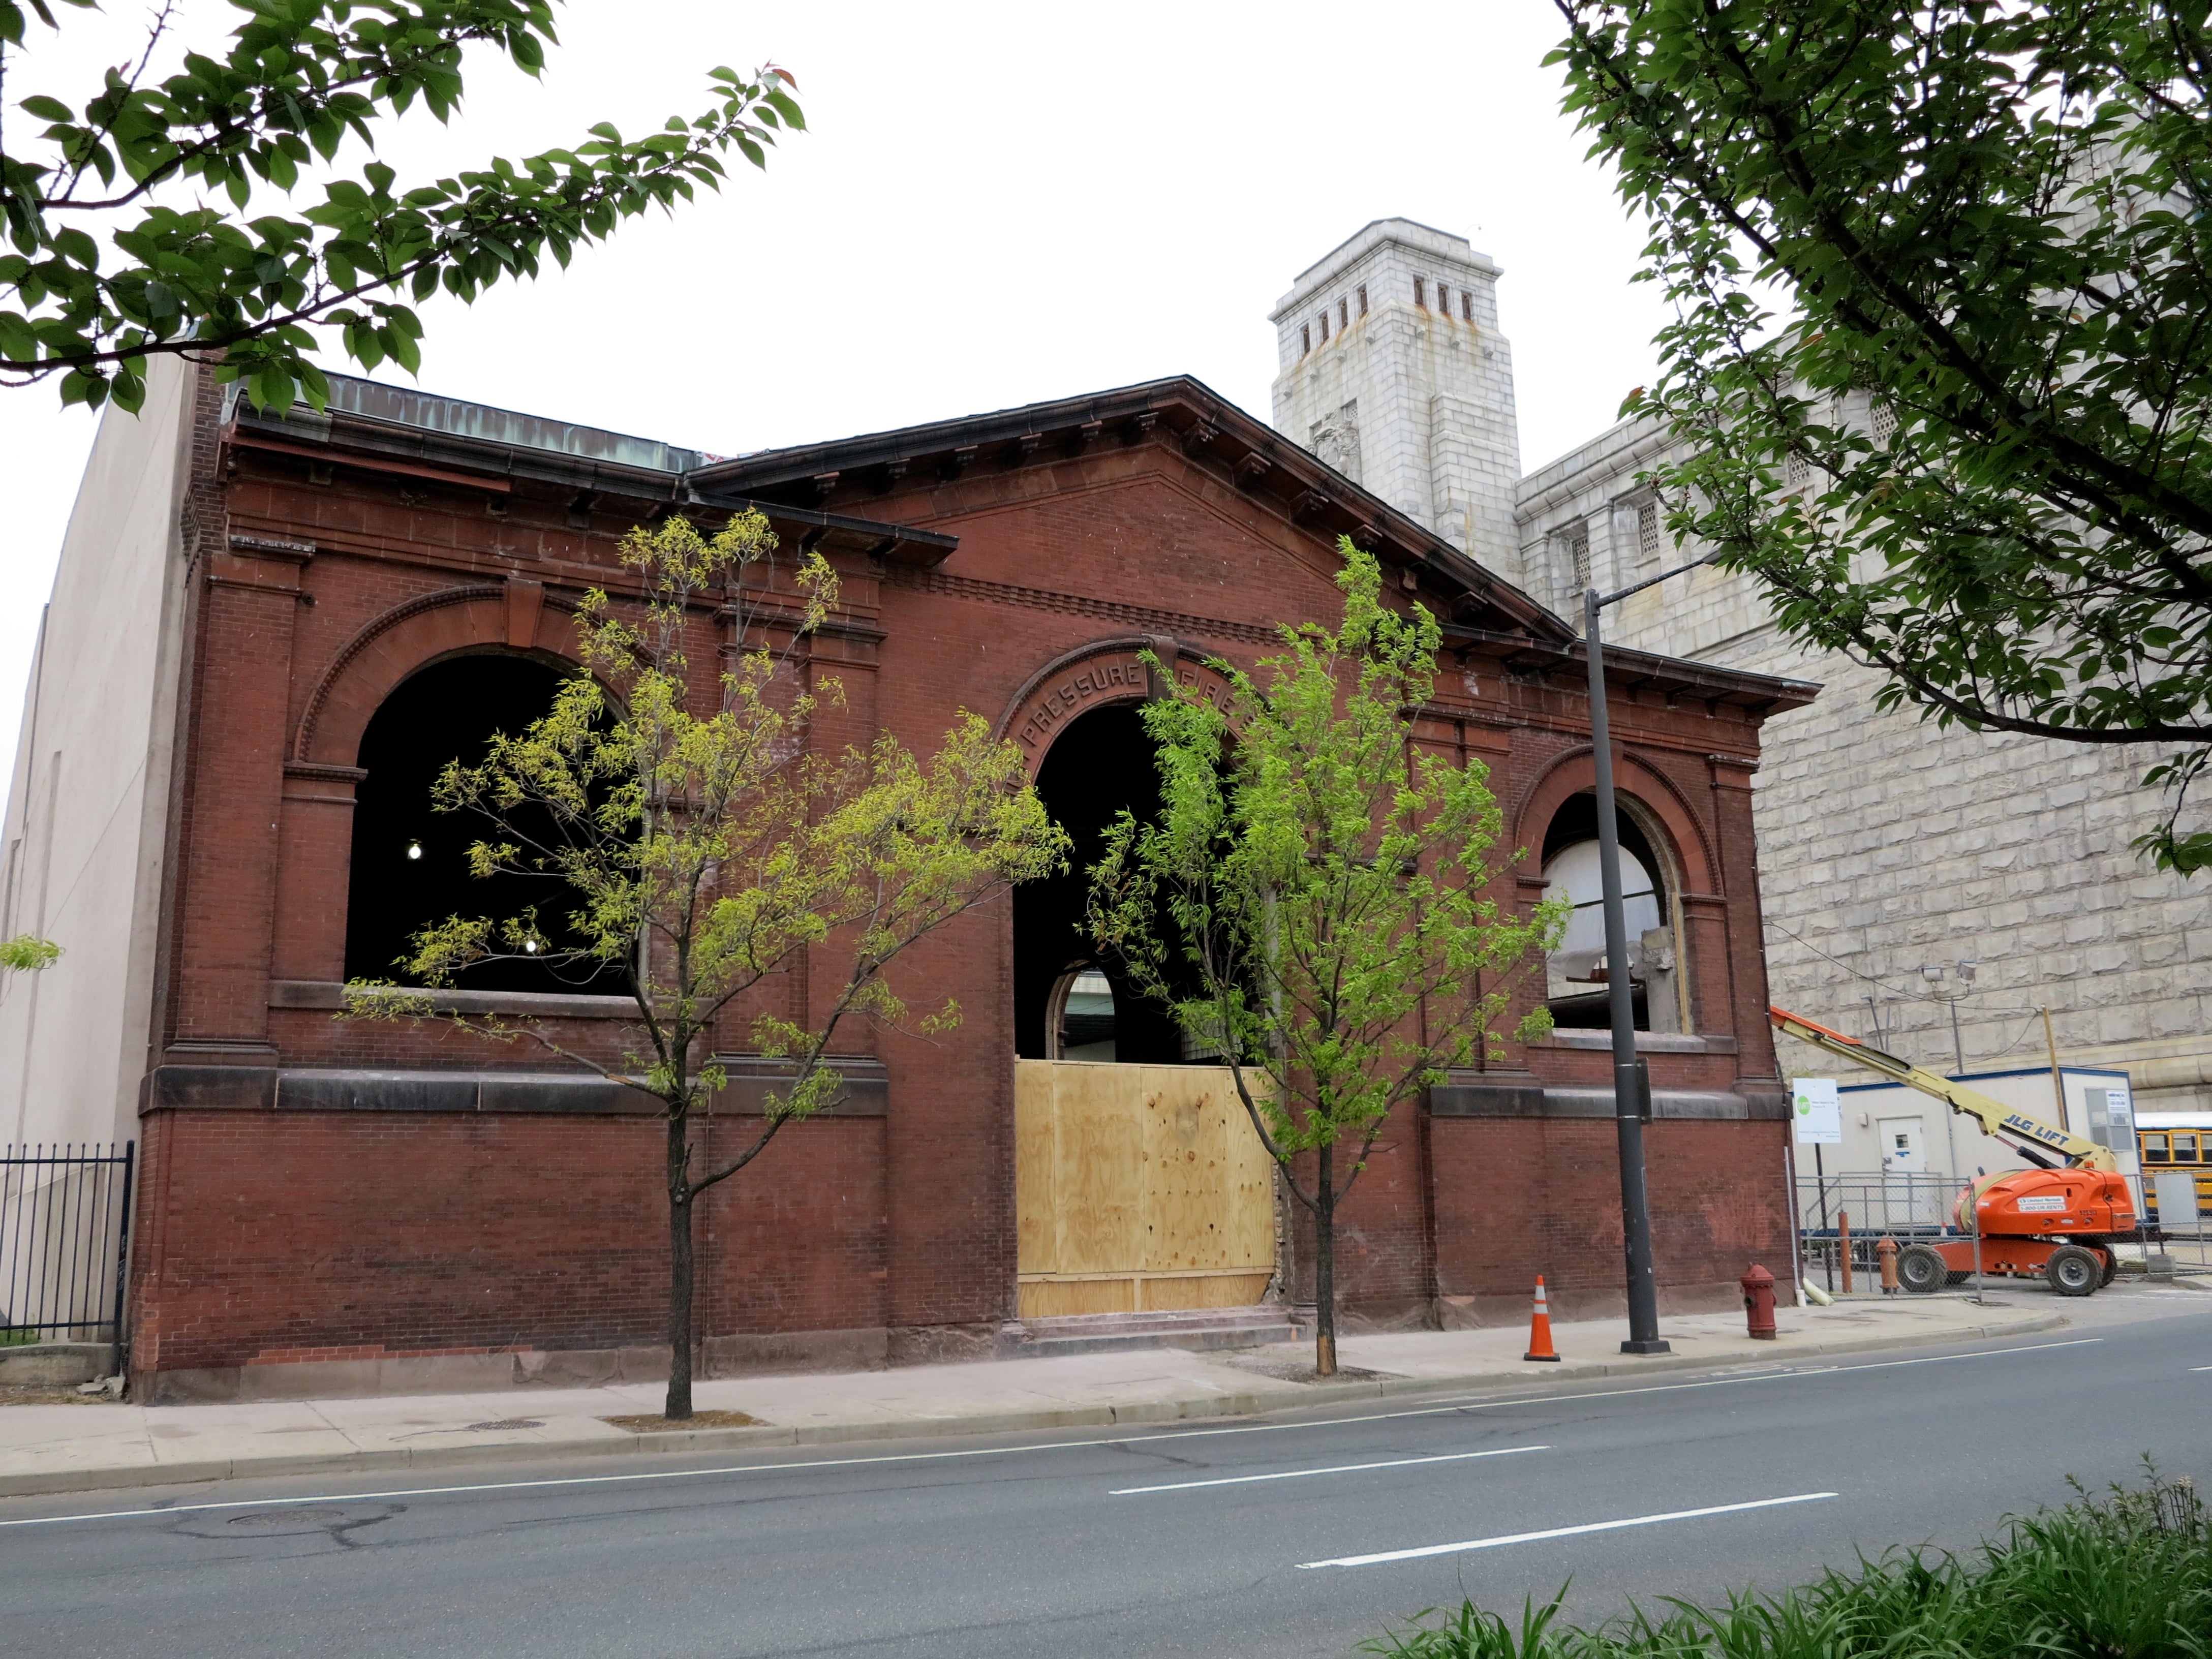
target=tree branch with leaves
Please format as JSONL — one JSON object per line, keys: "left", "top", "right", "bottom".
{"left": 1553, "top": 0, "right": 2212, "bottom": 870}
{"left": 1089, "top": 544, "right": 1565, "bottom": 1376}
{"left": 344, "top": 510, "right": 1066, "bottom": 1419}
{"left": 2, "top": 0, "right": 802, "bottom": 413}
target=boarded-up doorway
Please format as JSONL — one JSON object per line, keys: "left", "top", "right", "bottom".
{"left": 1014, "top": 1060, "right": 1277, "bottom": 1318}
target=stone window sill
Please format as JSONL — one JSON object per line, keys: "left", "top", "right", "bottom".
{"left": 269, "top": 979, "right": 638, "bottom": 1021}
{"left": 1530, "top": 1030, "right": 1739, "bottom": 1055}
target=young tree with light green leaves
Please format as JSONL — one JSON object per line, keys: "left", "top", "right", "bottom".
{"left": 3, "top": 0, "right": 803, "bottom": 413}
{"left": 0, "top": 934, "right": 58, "bottom": 969}
{"left": 1088, "top": 544, "right": 1566, "bottom": 1377}
{"left": 345, "top": 510, "right": 1066, "bottom": 1420}
{"left": 1552, "top": 0, "right": 2212, "bottom": 871}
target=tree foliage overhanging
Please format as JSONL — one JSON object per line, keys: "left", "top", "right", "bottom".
{"left": 1553, "top": 0, "right": 2212, "bottom": 871}
{"left": 1, "top": 0, "right": 802, "bottom": 414}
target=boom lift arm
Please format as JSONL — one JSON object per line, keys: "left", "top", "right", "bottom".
{"left": 1770, "top": 1005, "right": 2116, "bottom": 1174}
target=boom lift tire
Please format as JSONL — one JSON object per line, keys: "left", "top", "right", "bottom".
{"left": 1896, "top": 1244, "right": 1949, "bottom": 1294}
{"left": 2046, "top": 1244, "right": 2102, "bottom": 1297}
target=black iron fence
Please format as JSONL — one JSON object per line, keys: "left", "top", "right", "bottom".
{"left": 2, "top": 1144, "right": 134, "bottom": 1362}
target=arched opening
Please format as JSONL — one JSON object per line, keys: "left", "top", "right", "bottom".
{"left": 1009, "top": 695, "right": 1276, "bottom": 1323}
{"left": 1012, "top": 701, "right": 1196, "bottom": 1063}
{"left": 1539, "top": 791, "right": 1683, "bottom": 1032}
{"left": 344, "top": 652, "right": 627, "bottom": 995}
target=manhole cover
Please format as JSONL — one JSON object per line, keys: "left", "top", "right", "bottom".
{"left": 227, "top": 1508, "right": 349, "bottom": 1529}
{"left": 463, "top": 1419, "right": 543, "bottom": 1432}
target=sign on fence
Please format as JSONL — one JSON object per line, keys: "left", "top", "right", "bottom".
{"left": 1793, "top": 1078, "right": 1841, "bottom": 1146}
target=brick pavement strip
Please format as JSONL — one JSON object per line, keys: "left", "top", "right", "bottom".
{"left": 0, "top": 1300, "right": 2068, "bottom": 1499}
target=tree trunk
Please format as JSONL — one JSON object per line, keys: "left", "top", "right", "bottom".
{"left": 665, "top": 1115, "right": 695, "bottom": 1421}
{"left": 1314, "top": 1142, "right": 1337, "bottom": 1377}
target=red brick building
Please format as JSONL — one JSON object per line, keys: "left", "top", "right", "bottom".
{"left": 0, "top": 361, "right": 1815, "bottom": 1400}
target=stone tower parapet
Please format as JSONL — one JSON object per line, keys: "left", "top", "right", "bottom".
{"left": 1270, "top": 219, "right": 1523, "bottom": 577}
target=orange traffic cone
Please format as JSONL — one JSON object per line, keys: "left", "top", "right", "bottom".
{"left": 1523, "top": 1275, "right": 1561, "bottom": 1362}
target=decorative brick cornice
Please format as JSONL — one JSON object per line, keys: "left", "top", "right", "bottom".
{"left": 883, "top": 565, "right": 1277, "bottom": 648}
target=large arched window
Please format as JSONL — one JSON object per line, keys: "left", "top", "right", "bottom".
{"left": 1012, "top": 701, "right": 1206, "bottom": 1063}
{"left": 1539, "top": 791, "right": 1683, "bottom": 1032}
{"left": 344, "top": 652, "right": 626, "bottom": 995}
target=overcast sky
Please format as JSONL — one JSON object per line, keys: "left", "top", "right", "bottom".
{"left": 0, "top": 0, "right": 1671, "bottom": 792}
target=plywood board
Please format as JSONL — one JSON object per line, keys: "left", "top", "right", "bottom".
{"left": 1015, "top": 1061, "right": 1276, "bottom": 1314}
{"left": 1013, "top": 1060, "right": 1057, "bottom": 1276}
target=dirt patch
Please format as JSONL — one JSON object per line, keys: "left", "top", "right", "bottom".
{"left": 0, "top": 1384, "right": 117, "bottom": 1407}
{"left": 1220, "top": 1356, "right": 1401, "bottom": 1385}
{"left": 600, "top": 1408, "right": 764, "bottom": 1432}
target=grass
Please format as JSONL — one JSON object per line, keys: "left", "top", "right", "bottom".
{"left": 1364, "top": 1466, "right": 2210, "bottom": 1659}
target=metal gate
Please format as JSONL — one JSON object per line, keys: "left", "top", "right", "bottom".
{"left": 2, "top": 1144, "right": 134, "bottom": 1366}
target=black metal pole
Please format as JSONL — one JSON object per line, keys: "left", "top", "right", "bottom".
{"left": 1585, "top": 590, "right": 1670, "bottom": 1355}
{"left": 108, "top": 1143, "right": 135, "bottom": 1384}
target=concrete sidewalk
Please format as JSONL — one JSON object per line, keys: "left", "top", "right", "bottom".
{"left": 0, "top": 1295, "right": 2074, "bottom": 1498}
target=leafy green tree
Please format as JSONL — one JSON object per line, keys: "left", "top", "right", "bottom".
{"left": 1089, "top": 545, "right": 1564, "bottom": 1376}
{"left": 2, "top": 0, "right": 802, "bottom": 413}
{"left": 1553, "top": 0, "right": 2212, "bottom": 870}
{"left": 0, "top": 933, "right": 57, "bottom": 969}
{"left": 346, "top": 512, "right": 1066, "bottom": 1420}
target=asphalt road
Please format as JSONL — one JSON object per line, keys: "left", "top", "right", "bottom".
{"left": 4, "top": 1292, "right": 2209, "bottom": 1659}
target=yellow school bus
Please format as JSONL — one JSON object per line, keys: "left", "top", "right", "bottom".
{"left": 2139, "top": 1114, "right": 2212, "bottom": 1222}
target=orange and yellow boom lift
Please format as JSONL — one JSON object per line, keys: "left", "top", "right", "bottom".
{"left": 1771, "top": 1005, "right": 2134, "bottom": 1298}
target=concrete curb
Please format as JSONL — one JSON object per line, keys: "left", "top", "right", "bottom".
{"left": 0, "top": 1309, "right": 2068, "bottom": 1500}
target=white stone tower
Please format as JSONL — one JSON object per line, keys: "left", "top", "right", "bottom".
{"left": 1269, "top": 218, "right": 1523, "bottom": 574}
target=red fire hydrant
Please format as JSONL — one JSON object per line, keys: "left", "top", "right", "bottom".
{"left": 1741, "top": 1263, "right": 1777, "bottom": 1340}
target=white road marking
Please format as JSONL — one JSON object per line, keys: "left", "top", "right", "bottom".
{"left": 0, "top": 1337, "right": 2100, "bottom": 1530}
{"left": 1298, "top": 1491, "right": 1839, "bottom": 1569}
{"left": 2189, "top": 1366, "right": 2212, "bottom": 1372}
{"left": 1111, "top": 1444, "right": 1548, "bottom": 1495}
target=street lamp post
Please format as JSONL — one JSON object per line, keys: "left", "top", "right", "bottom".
{"left": 1579, "top": 549, "right": 1727, "bottom": 1357}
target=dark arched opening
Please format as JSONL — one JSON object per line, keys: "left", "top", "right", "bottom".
{"left": 1539, "top": 790, "right": 1681, "bottom": 1032}
{"left": 1012, "top": 701, "right": 1202, "bottom": 1063}
{"left": 344, "top": 652, "right": 627, "bottom": 994}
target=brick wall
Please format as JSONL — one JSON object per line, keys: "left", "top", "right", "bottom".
{"left": 130, "top": 1109, "right": 883, "bottom": 1375}
{"left": 125, "top": 382, "right": 1798, "bottom": 1389}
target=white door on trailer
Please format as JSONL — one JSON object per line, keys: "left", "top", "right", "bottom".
{"left": 1879, "top": 1116, "right": 1926, "bottom": 1174}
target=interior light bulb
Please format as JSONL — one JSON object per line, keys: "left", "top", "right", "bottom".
{"left": 405, "top": 840, "right": 422, "bottom": 861}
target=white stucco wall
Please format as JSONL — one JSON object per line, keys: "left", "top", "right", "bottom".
{"left": 0, "top": 357, "right": 197, "bottom": 1149}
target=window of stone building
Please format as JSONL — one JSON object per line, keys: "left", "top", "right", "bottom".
{"left": 1462, "top": 291, "right": 1473, "bottom": 322}
{"left": 1437, "top": 284, "right": 1451, "bottom": 316}
{"left": 1538, "top": 791, "right": 1683, "bottom": 1032}
{"left": 1338, "top": 298, "right": 1349, "bottom": 330}
{"left": 1871, "top": 401, "right": 1897, "bottom": 445}
{"left": 1785, "top": 449, "right": 1811, "bottom": 489}
{"left": 1414, "top": 276, "right": 1426, "bottom": 308}
{"left": 1638, "top": 500, "right": 1662, "bottom": 569}
{"left": 344, "top": 651, "right": 628, "bottom": 994}
{"left": 1357, "top": 284, "right": 1368, "bottom": 317}
{"left": 1301, "top": 324, "right": 1311, "bottom": 356}
{"left": 1319, "top": 310, "right": 1330, "bottom": 343}
{"left": 1560, "top": 520, "right": 1591, "bottom": 592}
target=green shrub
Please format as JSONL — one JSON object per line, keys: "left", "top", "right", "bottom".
{"left": 1364, "top": 1468, "right": 2210, "bottom": 1659}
